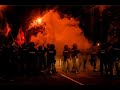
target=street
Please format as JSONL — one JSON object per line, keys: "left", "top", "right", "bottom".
{"left": 0, "top": 58, "right": 119, "bottom": 89}
{"left": 0, "top": 66, "right": 120, "bottom": 89}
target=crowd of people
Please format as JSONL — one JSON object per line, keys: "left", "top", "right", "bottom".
{"left": 0, "top": 42, "right": 56, "bottom": 80}
{"left": 0, "top": 40, "right": 120, "bottom": 80}
{"left": 62, "top": 42, "right": 120, "bottom": 79}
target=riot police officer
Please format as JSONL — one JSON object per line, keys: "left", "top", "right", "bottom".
{"left": 90, "top": 43, "right": 98, "bottom": 72}
{"left": 112, "top": 42, "right": 120, "bottom": 78}
{"left": 15, "top": 45, "right": 22, "bottom": 76}
{"left": 4, "top": 44, "right": 11, "bottom": 79}
{"left": 21, "top": 42, "right": 29, "bottom": 76}
{"left": 108, "top": 43, "right": 114, "bottom": 77}
{"left": 98, "top": 43, "right": 108, "bottom": 76}
{"left": 46, "top": 44, "right": 56, "bottom": 74}
{"left": 28, "top": 42, "right": 38, "bottom": 76}
{"left": 82, "top": 51, "right": 87, "bottom": 72}
{"left": 0, "top": 44, "right": 10, "bottom": 79}
{"left": 71, "top": 44, "right": 80, "bottom": 73}
{"left": 50, "top": 44, "right": 56, "bottom": 74}
{"left": 46, "top": 43, "right": 51, "bottom": 73}
{"left": 37, "top": 45, "right": 46, "bottom": 74}
{"left": 63, "top": 45, "right": 71, "bottom": 73}
{"left": 9, "top": 44, "right": 18, "bottom": 79}
{"left": 0, "top": 45, "right": 4, "bottom": 78}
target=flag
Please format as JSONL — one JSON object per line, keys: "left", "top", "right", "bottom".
{"left": 4, "top": 21, "right": 11, "bottom": 37}
{"left": 16, "top": 26, "right": 25, "bottom": 46}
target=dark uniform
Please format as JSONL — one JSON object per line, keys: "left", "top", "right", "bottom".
{"left": 108, "top": 44, "right": 114, "bottom": 77}
{"left": 9, "top": 45, "right": 18, "bottom": 79}
{"left": 98, "top": 43, "right": 108, "bottom": 76}
{"left": 0, "top": 45, "right": 10, "bottom": 78}
{"left": 47, "top": 44, "right": 56, "bottom": 74}
{"left": 46, "top": 44, "right": 50, "bottom": 72}
{"left": 90, "top": 45, "right": 98, "bottom": 72}
{"left": 4, "top": 45, "right": 11, "bottom": 79}
{"left": 71, "top": 44, "right": 80, "bottom": 73}
{"left": 16, "top": 46, "right": 22, "bottom": 76}
{"left": 21, "top": 43, "right": 29, "bottom": 76}
{"left": 38, "top": 46, "right": 46, "bottom": 73}
{"left": 28, "top": 42, "right": 38, "bottom": 76}
{"left": 63, "top": 45, "right": 71, "bottom": 73}
{"left": 0, "top": 46, "right": 3, "bottom": 77}
{"left": 112, "top": 43, "right": 120, "bottom": 78}
{"left": 82, "top": 52, "right": 87, "bottom": 71}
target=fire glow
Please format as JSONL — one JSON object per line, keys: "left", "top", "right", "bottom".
{"left": 35, "top": 18, "right": 42, "bottom": 24}
{"left": 23, "top": 9, "right": 91, "bottom": 56}
{"left": 28, "top": 17, "right": 43, "bottom": 30}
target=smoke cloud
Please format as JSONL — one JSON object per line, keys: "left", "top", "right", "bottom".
{"left": 26, "top": 9, "right": 91, "bottom": 56}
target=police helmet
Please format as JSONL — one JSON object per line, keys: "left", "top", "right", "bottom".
{"left": 29, "top": 42, "right": 35, "bottom": 47}
{"left": 73, "top": 43, "right": 77, "bottom": 49}
{"left": 47, "top": 43, "right": 51, "bottom": 48}
{"left": 64, "top": 45, "right": 68, "bottom": 49}
{"left": 38, "top": 46, "right": 42, "bottom": 50}
{"left": 50, "top": 44, "right": 55, "bottom": 49}
{"left": 22, "top": 42, "right": 26, "bottom": 47}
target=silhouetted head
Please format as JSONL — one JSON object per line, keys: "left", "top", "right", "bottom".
{"left": 38, "top": 46, "right": 42, "bottom": 50}
{"left": 22, "top": 42, "right": 27, "bottom": 48}
{"left": 72, "top": 43, "right": 77, "bottom": 49}
{"left": 47, "top": 43, "right": 51, "bottom": 48}
{"left": 50, "top": 44, "right": 55, "bottom": 49}
{"left": 64, "top": 45, "right": 69, "bottom": 50}
{"left": 29, "top": 42, "right": 35, "bottom": 48}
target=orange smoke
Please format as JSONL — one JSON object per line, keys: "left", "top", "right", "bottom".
{"left": 26, "top": 9, "right": 91, "bottom": 56}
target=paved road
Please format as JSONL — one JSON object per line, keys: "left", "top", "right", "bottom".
{"left": 0, "top": 67, "right": 120, "bottom": 89}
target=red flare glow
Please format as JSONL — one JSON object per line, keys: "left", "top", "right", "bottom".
{"left": 16, "top": 27, "right": 26, "bottom": 46}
